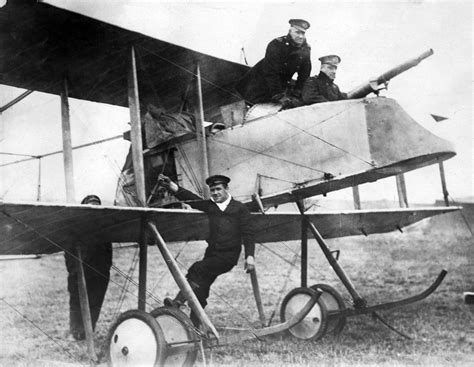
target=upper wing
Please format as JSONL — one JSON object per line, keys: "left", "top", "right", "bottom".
{"left": 0, "top": 1, "right": 248, "bottom": 121}
{"left": 0, "top": 201, "right": 458, "bottom": 255}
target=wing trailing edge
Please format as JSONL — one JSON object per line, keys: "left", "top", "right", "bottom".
{"left": 0, "top": 201, "right": 458, "bottom": 255}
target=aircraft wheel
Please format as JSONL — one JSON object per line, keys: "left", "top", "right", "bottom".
{"left": 310, "top": 283, "right": 347, "bottom": 335}
{"left": 280, "top": 287, "right": 328, "bottom": 341}
{"left": 107, "top": 309, "right": 167, "bottom": 367}
{"left": 150, "top": 306, "right": 198, "bottom": 367}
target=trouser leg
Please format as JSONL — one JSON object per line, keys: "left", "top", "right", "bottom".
{"left": 87, "top": 273, "right": 110, "bottom": 330}
{"left": 67, "top": 272, "right": 85, "bottom": 338}
{"left": 186, "top": 252, "right": 237, "bottom": 327}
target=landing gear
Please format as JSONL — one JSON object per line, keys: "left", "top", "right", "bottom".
{"left": 310, "top": 283, "right": 346, "bottom": 335}
{"left": 150, "top": 307, "right": 199, "bottom": 367}
{"left": 280, "top": 287, "right": 328, "bottom": 340}
{"left": 107, "top": 309, "right": 167, "bottom": 367}
{"left": 107, "top": 307, "right": 199, "bottom": 367}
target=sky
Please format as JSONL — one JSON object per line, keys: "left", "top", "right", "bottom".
{"left": 0, "top": 0, "right": 472, "bottom": 206}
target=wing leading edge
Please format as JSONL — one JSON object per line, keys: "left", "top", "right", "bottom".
{"left": 0, "top": 0, "right": 248, "bottom": 120}
{"left": 0, "top": 201, "right": 458, "bottom": 255}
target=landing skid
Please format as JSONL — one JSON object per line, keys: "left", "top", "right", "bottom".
{"left": 293, "top": 199, "right": 447, "bottom": 340}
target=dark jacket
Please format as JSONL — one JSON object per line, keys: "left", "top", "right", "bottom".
{"left": 236, "top": 35, "right": 311, "bottom": 104}
{"left": 175, "top": 187, "right": 255, "bottom": 258}
{"left": 302, "top": 72, "right": 347, "bottom": 105}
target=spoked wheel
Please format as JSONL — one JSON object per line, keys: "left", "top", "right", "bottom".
{"left": 310, "top": 283, "right": 347, "bottom": 335}
{"left": 280, "top": 287, "right": 328, "bottom": 341}
{"left": 107, "top": 309, "right": 167, "bottom": 367}
{"left": 150, "top": 307, "right": 199, "bottom": 367}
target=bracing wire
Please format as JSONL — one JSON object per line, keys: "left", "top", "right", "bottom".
{"left": 112, "top": 246, "right": 140, "bottom": 319}
{"left": 212, "top": 138, "right": 327, "bottom": 174}
{"left": 176, "top": 144, "right": 204, "bottom": 196}
{"left": 138, "top": 43, "right": 375, "bottom": 172}
{"left": 149, "top": 240, "right": 190, "bottom": 295}
{"left": 173, "top": 257, "right": 260, "bottom": 336}
{"left": 0, "top": 297, "right": 85, "bottom": 364}
{"left": 267, "top": 245, "right": 301, "bottom": 326}
{"left": 138, "top": 45, "right": 245, "bottom": 104}
{"left": 0, "top": 210, "right": 162, "bottom": 309}
{"left": 277, "top": 115, "right": 376, "bottom": 167}
{"left": 448, "top": 194, "right": 473, "bottom": 235}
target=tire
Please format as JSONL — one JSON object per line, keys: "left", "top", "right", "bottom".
{"left": 310, "top": 283, "right": 347, "bottom": 335}
{"left": 150, "top": 306, "right": 199, "bottom": 367}
{"left": 280, "top": 287, "right": 328, "bottom": 341}
{"left": 107, "top": 309, "right": 167, "bottom": 367}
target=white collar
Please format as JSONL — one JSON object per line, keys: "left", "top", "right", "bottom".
{"left": 212, "top": 195, "right": 232, "bottom": 212}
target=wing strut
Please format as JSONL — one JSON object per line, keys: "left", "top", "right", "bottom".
{"left": 294, "top": 199, "right": 447, "bottom": 338}
{"left": 75, "top": 246, "right": 98, "bottom": 363}
{"left": 60, "top": 78, "right": 75, "bottom": 202}
{"left": 128, "top": 45, "right": 148, "bottom": 311}
{"left": 294, "top": 200, "right": 366, "bottom": 306}
{"left": 195, "top": 62, "right": 210, "bottom": 198}
{"left": 147, "top": 221, "right": 220, "bottom": 339}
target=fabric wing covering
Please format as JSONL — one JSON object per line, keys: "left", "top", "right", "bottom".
{"left": 0, "top": 202, "right": 458, "bottom": 255}
{"left": 0, "top": 0, "right": 249, "bottom": 122}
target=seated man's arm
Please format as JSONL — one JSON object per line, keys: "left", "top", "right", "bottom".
{"left": 294, "top": 57, "right": 312, "bottom": 95}
{"left": 302, "top": 78, "right": 328, "bottom": 105}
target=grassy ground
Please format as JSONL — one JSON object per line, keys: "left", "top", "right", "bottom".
{"left": 0, "top": 217, "right": 473, "bottom": 366}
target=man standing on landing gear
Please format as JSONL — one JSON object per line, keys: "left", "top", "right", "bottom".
{"left": 157, "top": 174, "right": 255, "bottom": 326}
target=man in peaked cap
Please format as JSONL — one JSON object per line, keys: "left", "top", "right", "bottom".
{"left": 65, "top": 195, "right": 112, "bottom": 340}
{"left": 157, "top": 173, "right": 255, "bottom": 327}
{"left": 302, "top": 54, "right": 348, "bottom": 105}
{"left": 235, "top": 18, "right": 312, "bottom": 109}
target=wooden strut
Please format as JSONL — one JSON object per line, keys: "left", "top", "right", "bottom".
{"left": 166, "top": 288, "right": 322, "bottom": 356}
{"left": 439, "top": 162, "right": 449, "bottom": 206}
{"left": 75, "top": 246, "right": 98, "bottom": 363}
{"left": 146, "top": 221, "right": 219, "bottom": 339}
{"left": 294, "top": 200, "right": 365, "bottom": 307}
{"left": 352, "top": 185, "right": 361, "bottom": 209}
{"left": 301, "top": 214, "right": 308, "bottom": 288}
{"left": 295, "top": 198, "right": 448, "bottom": 324}
{"left": 36, "top": 158, "right": 41, "bottom": 201}
{"left": 62, "top": 76, "right": 98, "bottom": 362}
{"left": 396, "top": 174, "right": 409, "bottom": 208}
{"left": 60, "top": 77, "right": 75, "bottom": 203}
{"left": 195, "top": 62, "right": 210, "bottom": 198}
{"left": 127, "top": 45, "right": 148, "bottom": 311}
{"left": 249, "top": 268, "right": 266, "bottom": 326}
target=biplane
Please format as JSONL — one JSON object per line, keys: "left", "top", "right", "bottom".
{"left": 0, "top": 1, "right": 460, "bottom": 365}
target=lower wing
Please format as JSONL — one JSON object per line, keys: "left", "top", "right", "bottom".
{"left": 0, "top": 201, "right": 458, "bottom": 255}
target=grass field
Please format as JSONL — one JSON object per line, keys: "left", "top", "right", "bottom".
{"left": 0, "top": 215, "right": 473, "bottom": 366}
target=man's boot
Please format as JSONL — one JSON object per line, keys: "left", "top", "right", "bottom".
{"left": 164, "top": 281, "right": 199, "bottom": 309}
{"left": 164, "top": 290, "right": 186, "bottom": 308}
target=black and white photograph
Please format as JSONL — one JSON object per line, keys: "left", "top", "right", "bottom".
{"left": 0, "top": 0, "right": 472, "bottom": 365}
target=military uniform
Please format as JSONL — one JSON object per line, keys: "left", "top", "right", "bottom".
{"left": 65, "top": 243, "right": 112, "bottom": 339}
{"left": 236, "top": 35, "right": 311, "bottom": 104}
{"left": 174, "top": 186, "right": 255, "bottom": 310}
{"left": 65, "top": 195, "right": 112, "bottom": 340}
{"left": 302, "top": 72, "right": 347, "bottom": 104}
{"left": 302, "top": 54, "right": 347, "bottom": 105}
